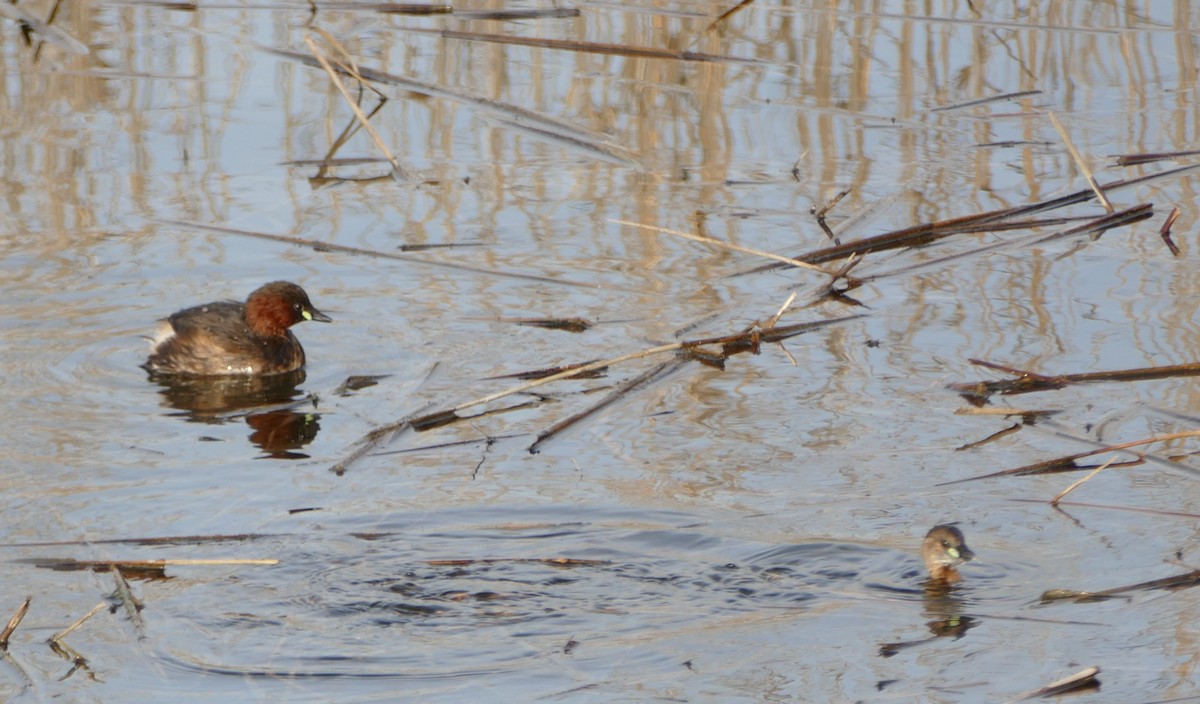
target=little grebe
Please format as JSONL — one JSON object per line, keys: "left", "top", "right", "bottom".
{"left": 144, "top": 281, "right": 331, "bottom": 376}
{"left": 922, "top": 524, "right": 975, "bottom": 583}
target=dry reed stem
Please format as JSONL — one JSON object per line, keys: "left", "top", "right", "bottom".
{"left": 0, "top": 596, "right": 31, "bottom": 647}
{"left": 304, "top": 34, "right": 410, "bottom": 182}
{"left": 1009, "top": 666, "right": 1100, "bottom": 701}
{"left": 945, "top": 427, "right": 1200, "bottom": 484}
{"left": 610, "top": 219, "right": 842, "bottom": 276}
{"left": 51, "top": 603, "right": 105, "bottom": 644}
{"left": 1051, "top": 455, "right": 1119, "bottom": 505}
{"left": 1049, "top": 112, "right": 1112, "bottom": 213}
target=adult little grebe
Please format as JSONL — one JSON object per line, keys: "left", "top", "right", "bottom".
{"left": 143, "top": 281, "right": 331, "bottom": 376}
{"left": 922, "top": 524, "right": 975, "bottom": 583}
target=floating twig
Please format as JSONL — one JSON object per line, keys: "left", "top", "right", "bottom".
{"left": 0, "top": 597, "right": 31, "bottom": 648}
{"left": 940, "top": 428, "right": 1200, "bottom": 485}
{"left": 611, "top": 218, "right": 842, "bottom": 276}
{"left": 1114, "top": 148, "right": 1200, "bottom": 166}
{"left": 50, "top": 603, "right": 105, "bottom": 645}
{"left": 704, "top": 0, "right": 756, "bottom": 33}
{"left": 1159, "top": 206, "right": 1181, "bottom": 256}
{"left": 25, "top": 558, "right": 279, "bottom": 575}
{"left": 0, "top": 533, "right": 274, "bottom": 549}
{"left": 1010, "top": 666, "right": 1100, "bottom": 700}
{"left": 950, "top": 358, "right": 1200, "bottom": 401}
{"left": 812, "top": 188, "right": 851, "bottom": 244}
{"left": 1051, "top": 455, "right": 1118, "bottom": 505}
{"left": 1049, "top": 112, "right": 1112, "bottom": 213}
{"left": 1042, "top": 570, "right": 1200, "bottom": 602}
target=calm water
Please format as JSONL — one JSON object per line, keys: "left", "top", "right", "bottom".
{"left": 2, "top": 1, "right": 1200, "bottom": 701}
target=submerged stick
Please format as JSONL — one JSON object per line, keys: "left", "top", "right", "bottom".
{"left": 110, "top": 568, "right": 146, "bottom": 636}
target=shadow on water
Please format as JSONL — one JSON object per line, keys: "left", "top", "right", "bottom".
{"left": 147, "top": 369, "right": 321, "bottom": 459}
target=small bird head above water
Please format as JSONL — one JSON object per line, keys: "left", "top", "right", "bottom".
{"left": 922, "top": 524, "right": 975, "bottom": 583}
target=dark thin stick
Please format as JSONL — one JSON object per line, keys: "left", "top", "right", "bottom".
{"left": 156, "top": 219, "right": 602, "bottom": 290}
{"left": 931, "top": 89, "right": 1042, "bottom": 112}
{"left": 408, "top": 28, "right": 761, "bottom": 64}
{"left": 863, "top": 204, "right": 1153, "bottom": 283}
{"left": 704, "top": 0, "right": 755, "bottom": 32}
{"left": 0, "top": 597, "right": 31, "bottom": 648}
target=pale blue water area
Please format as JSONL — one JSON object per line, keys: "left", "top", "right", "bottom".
{"left": 2, "top": 1, "right": 1200, "bottom": 701}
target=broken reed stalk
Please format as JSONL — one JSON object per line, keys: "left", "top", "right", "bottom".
{"left": 303, "top": 33, "right": 411, "bottom": 182}
{"left": 51, "top": 603, "right": 105, "bottom": 644}
{"left": 0, "top": 596, "right": 31, "bottom": 648}
{"left": 1159, "top": 207, "right": 1182, "bottom": 256}
{"left": 1048, "top": 112, "right": 1112, "bottom": 213}
{"left": 1051, "top": 455, "right": 1119, "bottom": 505}
{"left": 610, "top": 218, "right": 843, "bottom": 276}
